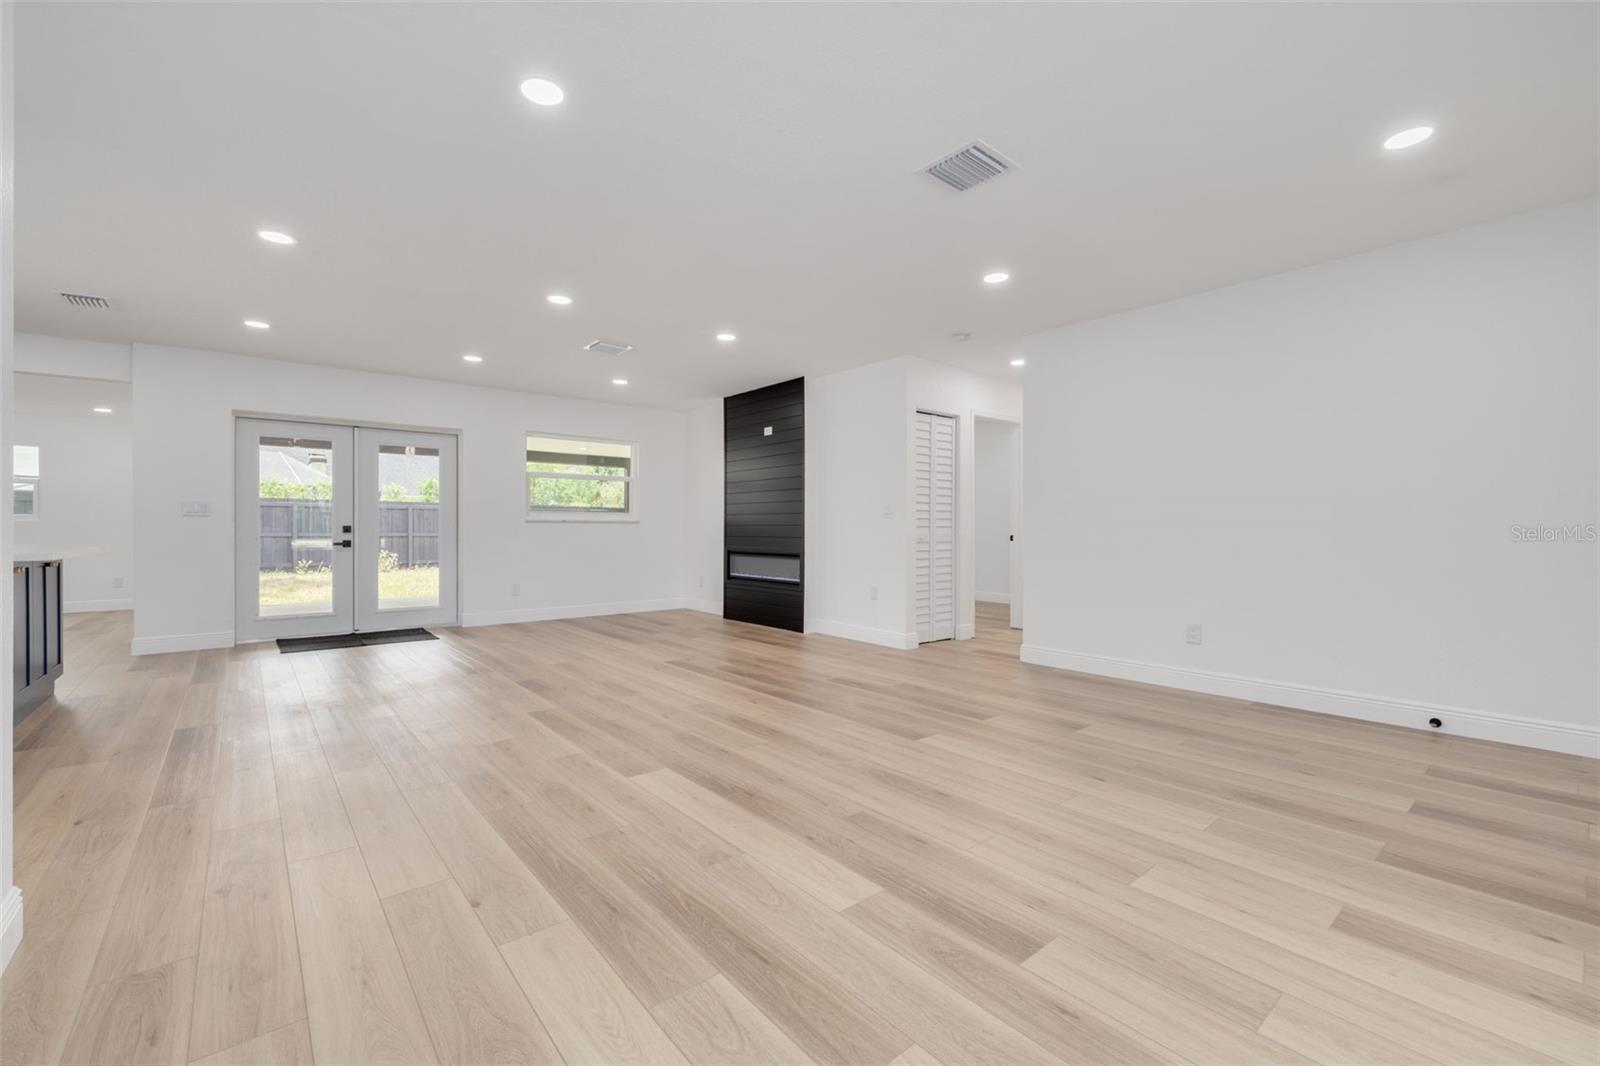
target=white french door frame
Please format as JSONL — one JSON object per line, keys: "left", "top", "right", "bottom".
{"left": 234, "top": 418, "right": 356, "bottom": 643}
{"left": 354, "top": 426, "right": 458, "bottom": 632}
{"left": 234, "top": 415, "right": 460, "bottom": 643}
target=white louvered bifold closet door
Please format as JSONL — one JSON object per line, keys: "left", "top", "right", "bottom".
{"left": 914, "top": 411, "right": 957, "bottom": 643}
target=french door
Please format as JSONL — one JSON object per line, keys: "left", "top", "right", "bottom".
{"left": 235, "top": 418, "right": 458, "bottom": 642}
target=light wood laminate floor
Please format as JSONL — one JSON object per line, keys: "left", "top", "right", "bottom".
{"left": 3, "top": 605, "right": 1597, "bottom": 1065}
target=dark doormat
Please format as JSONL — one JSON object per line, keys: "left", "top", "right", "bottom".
{"left": 277, "top": 628, "right": 438, "bottom": 653}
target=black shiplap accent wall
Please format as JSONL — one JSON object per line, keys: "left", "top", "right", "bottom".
{"left": 724, "top": 378, "right": 804, "bottom": 632}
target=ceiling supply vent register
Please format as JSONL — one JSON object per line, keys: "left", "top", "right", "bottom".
{"left": 924, "top": 141, "right": 1012, "bottom": 192}
{"left": 59, "top": 292, "right": 112, "bottom": 310}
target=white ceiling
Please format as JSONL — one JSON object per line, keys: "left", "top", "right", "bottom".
{"left": 16, "top": 3, "right": 1597, "bottom": 409}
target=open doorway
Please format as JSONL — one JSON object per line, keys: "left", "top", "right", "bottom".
{"left": 11, "top": 372, "right": 133, "bottom": 726}
{"left": 974, "top": 415, "right": 1021, "bottom": 635}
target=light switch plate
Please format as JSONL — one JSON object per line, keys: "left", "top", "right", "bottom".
{"left": 180, "top": 501, "right": 211, "bottom": 517}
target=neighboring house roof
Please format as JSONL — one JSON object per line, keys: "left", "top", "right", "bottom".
{"left": 259, "top": 448, "right": 332, "bottom": 487}
{"left": 376, "top": 453, "right": 439, "bottom": 496}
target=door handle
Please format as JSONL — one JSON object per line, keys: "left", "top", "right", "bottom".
{"left": 334, "top": 539, "right": 352, "bottom": 548}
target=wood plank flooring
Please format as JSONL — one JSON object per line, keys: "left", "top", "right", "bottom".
{"left": 2, "top": 604, "right": 1597, "bottom": 1065}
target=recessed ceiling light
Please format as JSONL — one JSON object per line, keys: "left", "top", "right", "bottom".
{"left": 716, "top": 332, "right": 737, "bottom": 342}
{"left": 93, "top": 406, "right": 113, "bottom": 414}
{"left": 1383, "top": 126, "right": 1434, "bottom": 151}
{"left": 611, "top": 378, "right": 628, "bottom": 386}
{"left": 983, "top": 271, "right": 1010, "bottom": 285}
{"left": 1009, "top": 358, "right": 1026, "bottom": 367}
{"left": 520, "top": 78, "right": 565, "bottom": 106}
{"left": 243, "top": 319, "right": 270, "bottom": 330}
{"left": 257, "top": 230, "right": 296, "bottom": 245}
{"left": 546, "top": 293, "right": 573, "bottom": 306}
{"left": 462, "top": 353, "right": 483, "bottom": 364}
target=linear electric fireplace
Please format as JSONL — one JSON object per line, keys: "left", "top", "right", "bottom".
{"left": 724, "top": 378, "right": 803, "bottom": 632}
{"left": 728, "top": 552, "right": 800, "bottom": 584}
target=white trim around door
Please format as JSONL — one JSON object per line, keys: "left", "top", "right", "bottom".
{"left": 355, "top": 426, "right": 458, "bottom": 632}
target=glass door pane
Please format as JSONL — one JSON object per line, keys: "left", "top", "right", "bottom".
{"left": 256, "top": 435, "right": 337, "bottom": 617}
{"left": 355, "top": 428, "right": 457, "bottom": 631}
{"left": 375, "top": 443, "right": 441, "bottom": 611}
{"left": 235, "top": 419, "right": 355, "bottom": 641}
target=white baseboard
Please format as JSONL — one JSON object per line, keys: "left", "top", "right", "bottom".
{"left": 1019, "top": 644, "right": 1600, "bottom": 758}
{"left": 0, "top": 887, "right": 22, "bottom": 975}
{"left": 65, "top": 598, "right": 133, "bottom": 614}
{"left": 131, "top": 630, "right": 235, "bottom": 656}
{"left": 956, "top": 623, "right": 976, "bottom": 641}
{"left": 683, "top": 598, "right": 722, "bottom": 616}
{"left": 976, "top": 591, "right": 1010, "bottom": 605}
{"left": 461, "top": 597, "right": 696, "bottom": 628}
{"left": 805, "top": 618, "right": 918, "bottom": 650}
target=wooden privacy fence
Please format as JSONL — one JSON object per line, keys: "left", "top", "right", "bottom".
{"left": 259, "top": 500, "right": 440, "bottom": 571}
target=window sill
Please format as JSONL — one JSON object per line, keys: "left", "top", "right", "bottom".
{"left": 526, "top": 513, "right": 639, "bottom": 524}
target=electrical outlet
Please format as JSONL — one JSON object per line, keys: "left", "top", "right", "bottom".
{"left": 112, "top": 576, "right": 125, "bottom": 589}
{"left": 510, "top": 583, "right": 521, "bottom": 598}
{"left": 869, "top": 585, "right": 879, "bottom": 601}
{"left": 698, "top": 576, "right": 705, "bottom": 589}
{"left": 1186, "top": 623, "right": 1203, "bottom": 645}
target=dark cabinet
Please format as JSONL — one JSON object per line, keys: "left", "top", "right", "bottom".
{"left": 14, "top": 559, "right": 63, "bottom": 723}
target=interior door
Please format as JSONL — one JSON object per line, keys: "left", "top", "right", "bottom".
{"left": 235, "top": 419, "right": 355, "bottom": 641}
{"left": 915, "top": 411, "right": 957, "bottom": 643}
{"left": 354, "top": 427, "right": 457, "bottom": 631}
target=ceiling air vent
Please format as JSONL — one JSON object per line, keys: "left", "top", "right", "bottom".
{"left": 924, "top": 141, "right": 1012, "bottom": 192}
{"left": 59, "top": 291, "right": 112, "bottom": 310}
{"left": 584, "top": 339, "right": 634, "bottom": 356}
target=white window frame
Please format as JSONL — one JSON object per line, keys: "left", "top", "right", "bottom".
{"left": 525, "top": 432, "right": 639, "bottom": 523}
{"left": 13, "top": 444, "right": 39, "bottom": 522}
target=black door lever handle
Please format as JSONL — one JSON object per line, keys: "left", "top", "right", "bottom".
{"left": 334, "top": 539, "right": 352, "bottom": 548}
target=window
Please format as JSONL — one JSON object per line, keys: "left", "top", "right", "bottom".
{"left": 527, "top": 434, "right": 635, "bottom": 519}
{"left": 13, "top": 445, "right": 39, "bottom": 519}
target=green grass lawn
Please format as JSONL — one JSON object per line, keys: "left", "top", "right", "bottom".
{"left": 258, "top": 566, "right": 440, "bottom": 607}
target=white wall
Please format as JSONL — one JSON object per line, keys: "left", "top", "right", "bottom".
{"left": 15, "top": 332, "right": 131, "bottom": 382}
{"left": 131, "top": 343, "right": 697, "bottom": 653}
{"left": 805, "top": 358, "right": 916, "bottom": 647}
{"left": 684, "top": 399, "right": 723, "bottom": 614}
{"left": 1022, "top": 197, "right": 1599, "bottom": 756}
{"left": 13, "top": 405, "right": 134, "bottom": 611}
{"left": 975, "top": 418, "right": 1016, "bottom": 604}
{"left": 0, "top": 0, "right": 21, "bottom": 975}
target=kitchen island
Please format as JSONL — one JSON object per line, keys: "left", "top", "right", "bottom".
{"left": 14, "top": 556, "right": 63, "bottom": 723}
